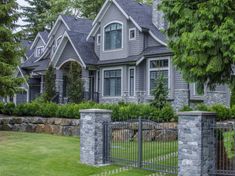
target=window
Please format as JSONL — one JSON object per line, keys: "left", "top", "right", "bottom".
{"left": 194, "top": 83, "right": 204, "bottom": 96}
{"left": 36, "top": 46, "right": 44, "bottom": 57}
{"left": 56, "top": 36, "right": 62, "bottom": 47}
{"left": 129, "top": 68, "right": 135, "bottom": 96}
{"left": 129, "top": 28, "right": 136, "bottom": 40}
{"left": 104, "top": 23, "right": 122, "bottom": 50}
{"left": 149, "top": 58, "right": 170, "bottom": 95}
{"left": 97, "top": 34, "right": 101, "bottom": 45}
{"left": 103, "top": 69, "right": 121, "bottom": 96}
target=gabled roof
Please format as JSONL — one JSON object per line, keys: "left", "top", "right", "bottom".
{"left": 61, "top": 15, "right": 93, "bottom": 34}
{"left": 87, "top": 0, "right": 167, "bottom": 46}
{"left": 30, "top": 30, "right": 48, "bottom": 50}
{"left": 39, "top": 30, "right": 49, "bottom": 43}
{"left": 52, "top": 31, "right": 98, "bottom": 68}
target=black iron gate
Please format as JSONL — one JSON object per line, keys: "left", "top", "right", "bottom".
{"left": 210, "top": 123, "right": 235, "bottom": 176}
{"left": 103, "top": 118, "right": 178, "bottom": 175}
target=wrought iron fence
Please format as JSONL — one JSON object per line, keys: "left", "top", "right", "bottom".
{"left": 210, "top": 123, "right": 235, "bottom": 176}
{"left": 103, "top": 117, "right": 178, "bottom": 175}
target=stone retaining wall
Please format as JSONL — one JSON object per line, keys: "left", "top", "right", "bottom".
{"left": 0, "top": 115, "right": 80, "bottom": 136}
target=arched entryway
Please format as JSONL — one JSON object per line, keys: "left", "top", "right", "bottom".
{"left": 55, "top": 59, "right": 98, "bottom": 104}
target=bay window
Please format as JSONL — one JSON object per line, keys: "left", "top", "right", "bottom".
{"left": 103, "top": 69, "right": 121, "bottom": 96}
{"left": 149, "top": 58, "right": 170, "bottom": 95}
{"left": 104, "top": 23, "right": 122, "bottom": 50}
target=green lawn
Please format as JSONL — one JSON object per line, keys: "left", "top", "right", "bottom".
{"left": 0, "top": 132, "right": 153, "bottom": 176}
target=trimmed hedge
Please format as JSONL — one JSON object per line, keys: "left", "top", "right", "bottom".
{"left": 180, "top": 103, "right": 235, "bottom": 121}
{"left": 0, "top": 102, "right": 177, "bottom": 122}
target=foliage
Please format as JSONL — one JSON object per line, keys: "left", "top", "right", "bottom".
{"left": 223, "top": 131, "right": 235, "bottom": 159}
{"left": 21, "top": 0, "right": 73, "bottom": 39}
{"left": 231, "top": 105, "right": 235, "bottom": 119}
{"left": 2, "top": 102, "right": 15, "bottom": 115}
{"left": 0, "top": 0, "right": 25, "bottom": 97}
{"left": 230, "top": 77, "right": 235, "bottom": 107}
{"left": 0, "top": 102, "right": 4, "bottom": 114}
{"left": 0, "top": 102, "right": 177, "bottom": 122}
{"left": 151, "top": 75, "right": 168, "bottom": 109}
{"left": 160, "top": 0, "right": 235, "bottom": 89}
{"left": 179, "top": 105, "right": 193, "bottom": 112}
{"left": 67, "top": 62, "right": 83, "bottom": 103}
{"left": 44, "top": 66, "right": 56, "bottom": 102}
{"left": 209, "top": 104, "right": 231, "bottom": 121}
{"left": 196, "top": 103, "right": 209, "bottom": 111}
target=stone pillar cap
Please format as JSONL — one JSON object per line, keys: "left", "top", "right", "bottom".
{"left": 79, "top": 109, "right": 112, "bottom": 113}
{"left": 177, "top": 111, "right": 216, "bottom": 116}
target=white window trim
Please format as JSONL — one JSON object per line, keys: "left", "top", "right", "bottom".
{"left": 97, "top": 34, "right": 101, "bottom": 45}
{"left": 56, "top": 35, "right": 62, "bottom": 47}
{"left": 147, "top": 57, "right": 171, "bottom": 96}
{"left": 103, "top": 21, "right": 124, "bottom": 52}
{"left": 193, "top": 83, "right": 205, "bottom": 97}
{"left": 129, "top": 28, "right": 136, "bottom": 40}
{"left": 35, "top": 46, "right": 44, "bottom": 57}
{"left": 128, "top": 67, "right": 136, "bottom": 97}
{"left": 102, "top": 67, "right": 123, "bottom": 98}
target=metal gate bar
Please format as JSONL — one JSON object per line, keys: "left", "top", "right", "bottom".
{"left": 104, "top": 118, "right": 178, "bottom": 175}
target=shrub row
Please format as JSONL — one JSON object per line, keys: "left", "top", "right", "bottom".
{"left": 0, "top": 102, "right": 177, "bottom": 122}
{"left": 180, "top": 104, "right": 235, "bottom": 121}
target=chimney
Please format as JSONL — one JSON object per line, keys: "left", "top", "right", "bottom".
{"left": 152, "top": 0, "right": 166, "bottom": 30}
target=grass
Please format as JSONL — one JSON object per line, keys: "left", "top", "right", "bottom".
{"left": 0, "top": 131, "right": 153, "bottom": 176}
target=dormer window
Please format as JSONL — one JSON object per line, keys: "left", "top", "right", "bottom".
{"left": 129, "top": 28, "right": 136, "bottom": 40}
{"left": 97, "top": 34, "right": 101, "bottom": 45}
{"left": 36, "top": 46, "right": 44, "bottom": 57}
{"left": 104, "top": 22, "right": 122, "bottom": 51}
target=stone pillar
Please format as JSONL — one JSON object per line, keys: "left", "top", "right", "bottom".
{"left": 80, "top": 109, "right": 112, "bottom": 166}
{"left": 55, "top": 69, "right": 63, "bottom": 104}
{"left": 178, "top": 111, "right": 216, "bottom": 176}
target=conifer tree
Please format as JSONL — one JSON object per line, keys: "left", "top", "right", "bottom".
{"left": 0, "top": 0, "right": 24, "bottom": 98}
{"left": 44, "top": 66, "right": 56, "bottom": 101}
{"left": 67, "top": 62, "right": 83, "bottom": 103}
{"left": 151, "top": 75, "right": 168, "bottom": 109}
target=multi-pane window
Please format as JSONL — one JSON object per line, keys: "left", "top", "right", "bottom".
{"left": 129, "top": 28, "right": 136, "bottom": 40}
{"left": 149, "top": 58, "right": 169, "bottom": 95}
{"left": 129, "top": 68, "right": 135, "bottom": 96}
{"left": 104, "top": 69, "right": 121, "bottom": 96}
{"left": 194, "top": 83, "right": 204, "bottom": 96}
{"left": 36, "top": 46, "right": 44, "bottom": 57}
{"left": 104, "top": 23, "right": 122, "bottom": 50}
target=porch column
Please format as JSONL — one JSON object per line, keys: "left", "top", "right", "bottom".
{"left": 82, "top": 69, "right": 89, "bottom": 92}
{"left": 55, "top": 69, "right": 63, "bottom": 104}
{"left": 178, "top": 111, "right": 216, "bottom": 176}
{"left": 40, "top": 75, "right": 45, "bottom": 94}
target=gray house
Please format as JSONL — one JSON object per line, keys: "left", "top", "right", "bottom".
{"left": 4, "top": 0, "right": 230, "bottom": 110}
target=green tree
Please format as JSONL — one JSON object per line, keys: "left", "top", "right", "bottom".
{"left": 67, "top": 62, "right": 83, "bottom": 103}
{"left": 151, "top": 75, "right": 168, "bottom": 109}
{"left": 44, "top": 66, "right": 56, "bottom": 101}
{"left": 0, "top": 0, "right": 24, "bottom": 98}
{"left": 160, "top": 0, "right": 235, "bottom": 89}
{"left": 21, "top": 0, "right": 72, "bottom": 40}
{"left": 230, "top": 76, "right": 235, "bottom": 107}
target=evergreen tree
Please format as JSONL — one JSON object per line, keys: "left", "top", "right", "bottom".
{"left": 67, "top": 62, "right": 83, "bottom": 103}
{"left": 21, "top": 0, "right": 51, "bottom": 40}
{"left": 160, "top": 0, "right": 235, "bottom": 89}
{"left": 44, "top": 66, "right": 56, "bottom": 101}
{"left": 21, "top": 0, "right": 73, "bottom": 40}
{"left": 151, "top": 75, "right": 168, "bottom": 109}
{"left": 0, "top": 0, "right": 24, "bottom": 98}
